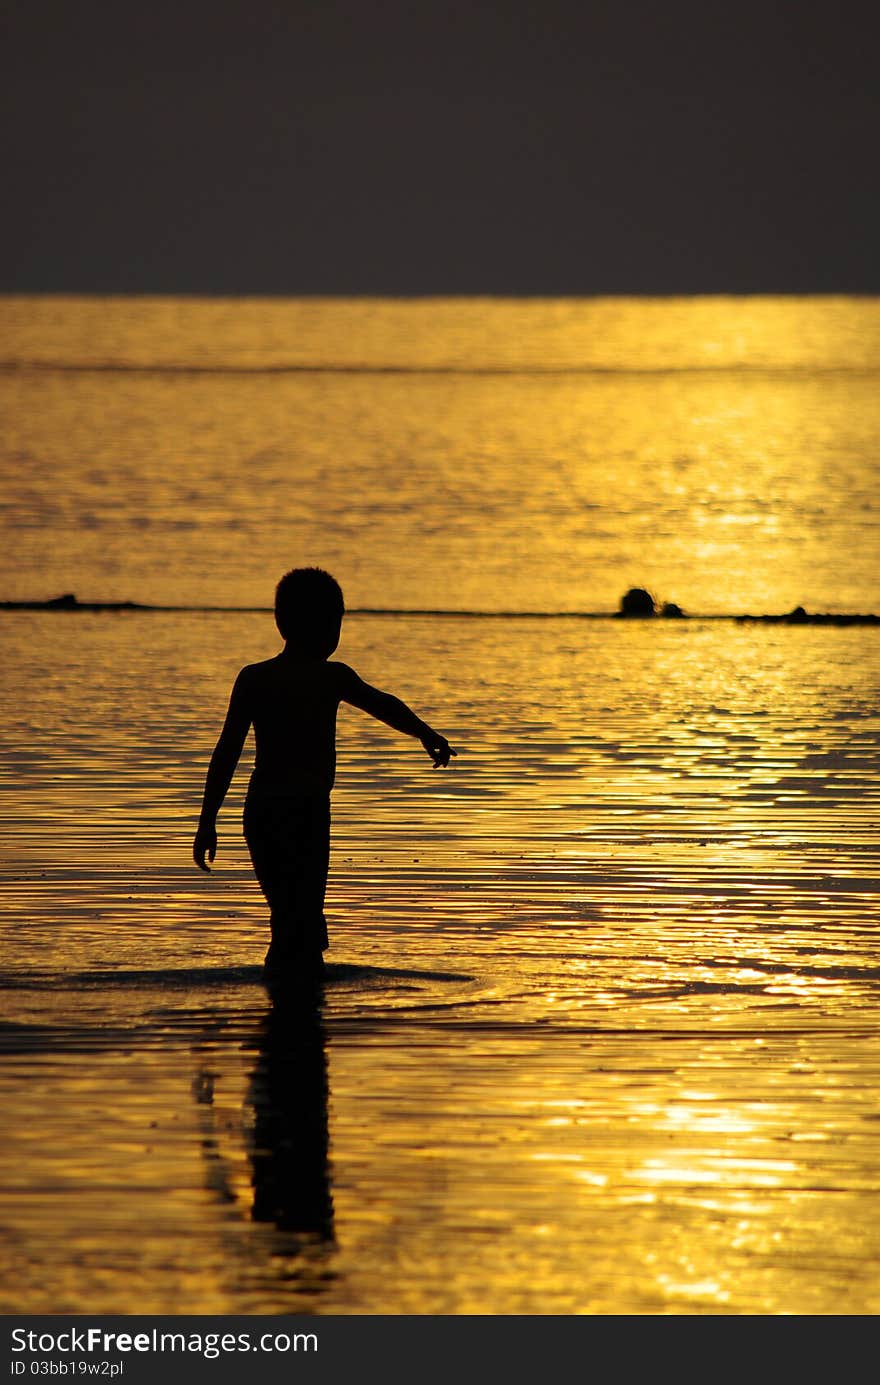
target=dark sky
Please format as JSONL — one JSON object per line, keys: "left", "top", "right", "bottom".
{"left": 2, "top": 0, "right": 878, "bottom": 294}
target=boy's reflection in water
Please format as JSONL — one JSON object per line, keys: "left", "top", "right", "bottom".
{"left": 247, "top": 977, "right": 334, "bottom": 1240}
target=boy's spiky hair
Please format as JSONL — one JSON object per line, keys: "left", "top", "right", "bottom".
{"left": 275, "top": 567, "right": 344, "bottom": 651}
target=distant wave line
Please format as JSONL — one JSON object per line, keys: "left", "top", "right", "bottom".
{"left": 1, "top": 360, "right": 878, "bottom": 379}
{"left": 2, "top": 598, "right": 878, "bottom": 625}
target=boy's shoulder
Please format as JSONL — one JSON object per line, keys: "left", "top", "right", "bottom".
{"left": 233, "top": 658, "right": 273, "bottom": 685}
{"left": 229, "top": 658, "right": 280, "bottom": 699}
{"left": 327, "top": 658, "right": 356, "bottom": 677}
{"left": 233, "top": 656, "right": 359, "bottom": 693}
{"left": 326, "top": 659, "right": 363, "bottom": 691}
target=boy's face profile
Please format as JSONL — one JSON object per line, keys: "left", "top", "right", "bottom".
{"left": 274, "top": 567, "right": 344, "bottom": 659}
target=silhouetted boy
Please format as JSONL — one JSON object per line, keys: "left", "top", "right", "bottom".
{"left": 193, "top": 568, "right": 455, "bottom": 981}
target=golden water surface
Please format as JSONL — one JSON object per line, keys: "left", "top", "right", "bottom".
{"left": 3, "top": 295, "right": 879, "bottom": 615}
{"left": 2, "top": 296, "right": 879, "bottom": 1314}
{"left": 2, "top": 611, "right": 879, "bottom": 1314}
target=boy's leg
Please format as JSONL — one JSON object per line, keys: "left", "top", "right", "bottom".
{"left": 244, "top": 793, "right": 330, "bottom": 977}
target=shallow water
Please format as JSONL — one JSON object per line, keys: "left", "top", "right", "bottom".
{"left": 2, "top": 611, "right": 879, "bottom": 1314}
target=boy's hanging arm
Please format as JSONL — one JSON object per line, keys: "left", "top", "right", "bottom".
{"left": 193, "top": 670, "right": 253, "bottom": 872}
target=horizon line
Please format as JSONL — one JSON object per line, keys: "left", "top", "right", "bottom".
{"left": 1, "top": 598, "right": 877, "bottom": 626}
{"left": 2, "top": 290, "right": 879, "bottom": 301}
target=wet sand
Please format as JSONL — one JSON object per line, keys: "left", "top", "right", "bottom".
{"left": 2, "top": 612, "right": 879, "bottom": 1313}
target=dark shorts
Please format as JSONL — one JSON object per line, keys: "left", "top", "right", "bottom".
{"left": 243, "top": 789, "right": 330, "bottom": 967}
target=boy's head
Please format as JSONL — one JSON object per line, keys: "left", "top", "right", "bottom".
{"left": 275, "top": 567, "right": 344, "bottom": 656}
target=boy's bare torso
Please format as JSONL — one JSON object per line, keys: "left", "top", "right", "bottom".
{"left": 239, "top": 653, "right": 351, "bottom": 797}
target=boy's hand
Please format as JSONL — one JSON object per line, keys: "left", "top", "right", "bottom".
{"left": 420, "top": 730, "right": 457, "bottom": 769}
{"left": 193, "top": 822, "right": 217, "bottom": 873}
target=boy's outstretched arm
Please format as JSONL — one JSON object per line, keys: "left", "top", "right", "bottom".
{"left": 193, "top": 670, "right": 252, "bottom": 872}
{"left": 339, "top": 666, "right": 456, "bottom": 768}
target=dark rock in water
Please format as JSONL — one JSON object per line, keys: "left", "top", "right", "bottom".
{"left": 619, "top": 587, "right": 656, "bottom": 617}
{"left": 0, "top": 593, "right": 146, "bottom": 612}
{"left": 734, "top": 607, "right": 880, "bottom": 626}
{"left": 660, "top": 602, "right": 685, "bottom": 618}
